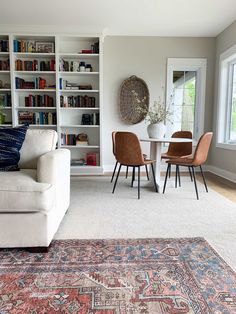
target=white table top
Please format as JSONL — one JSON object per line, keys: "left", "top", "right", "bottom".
{"left": 140, "top": 137, "right": 192, "bottom": 143}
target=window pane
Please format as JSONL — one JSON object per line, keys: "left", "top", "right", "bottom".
{"left": 230, "top": 64, "right": 236, "bottom": 141}
{"left": 172, "top": 71, "right": 196, "bottom": 134}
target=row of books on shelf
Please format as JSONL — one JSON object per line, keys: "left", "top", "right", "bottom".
{"left": 60, "top": 95, "right": 96, "bottom": 108}
{"left": 0, "top": 94, "right": 11, "bottom": 107}
{"left": 15, "top": 77, "right": 55, "bottom": 89}
{"left": 24, "top": 94, "right": 54, "bottom": 107}
{"left": 18, "top": 111, "right": 56, "bottom": 125}
{"left": 59, "top": 78, "right": 92, "bottom": 90}
{"left": 61, "top": 132, "right": 90, "bottom": 146}
{"left": 15, "top": 59, "right": 55, "bottom": 71}
{"left": 14, "top": 40, "right": 54, "bottom": 53}
{"left": 0, "top": 59, "right": 10, "bottom": 71}
{"left": 0, "top": 40, "right": 9, "bottom": 52}
{"left": 71, "top": 153, "right": 99, "bottom": 167}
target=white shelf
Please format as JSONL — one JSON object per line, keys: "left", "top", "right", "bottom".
{"left": 61, "top": 124, "right": 99, "bottom": 128}
{"left": 0, "top": 107, "right": 11, "bottom": 109}
{"left": 58, "top": 53, "right": 99, "bottom": 59}
{"left": 60, "top": 107, "right": 99, "bottom": 110}
{"left": 17, "top": 107, "right": 56, "bottom": 110}
{"left": 0, "top": 124, "right": 12, "bottom": 126}
{"left": 18, "top": 124, "right": 56, "bottom": 127}
{"left": 14, "top": 71, "right": 55, "bottom": 75}
{"left": 16, "top": 89, "right": 56, "bottom": 92}
{"left": 14, "top": 52, "right": 55, "bottom": 57}
{"left": 62, "top": 145, "right": 99, "bottom": 149}
{"left": 59, "top": 71, "right": 99, "bottom": 75}
{"left": 0, "top": 70, "right": 10, "bottom": 73}
{"left": 0, "top": 89, "right": 11, "bottom": 91}
{"left": 60, "top": 89, "right": 99, "bottom": 93}
{"left": 0, "top": 52, "right": 9, "bottom": 56}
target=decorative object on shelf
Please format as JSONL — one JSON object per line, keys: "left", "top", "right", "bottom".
{"left": 76, "top": 133, "right": 89, "bottom": 146}
{"left": 81, "top": 113, "right": 99, "bottom": 125}
{"left": 35, "top": 42, "right": 54, "bottom": 53}
{"left": 0, "top": 110, "right": 6, "bottom": 124}
{"left": 79, "top": 62, "right": 86, "bottom": 72}
{"left": 119, "top": 75, "right": 149, "bottom": 124}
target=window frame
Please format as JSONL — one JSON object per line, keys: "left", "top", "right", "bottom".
{"left": 166, "top": 58, "right": 207, "bottom": 144}
{"left": 217, "top": 45, "right": 236, "bottom": 150}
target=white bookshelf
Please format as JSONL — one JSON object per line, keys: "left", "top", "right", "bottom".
{"left": 0, "top": 33, "right": 103, "bottom": 175}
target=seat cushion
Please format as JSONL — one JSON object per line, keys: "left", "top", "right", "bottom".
{"left": 0, "top": 125, "right": 28, "bottom": 171}
{"left": 0, "top": 169, "right": 55, "bottom": 212}
{"left": 19, "top": 129, "right": 58, "bottom": 169}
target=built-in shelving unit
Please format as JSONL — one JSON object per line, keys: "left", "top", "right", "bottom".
{"left": 0, "top": 33, "right": 103, "bottom": 175}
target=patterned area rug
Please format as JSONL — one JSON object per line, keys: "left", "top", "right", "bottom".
{"left": 0, "top": 238, "right": 236, "bottom": 314}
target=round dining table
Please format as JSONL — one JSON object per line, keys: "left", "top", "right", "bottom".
{"left": 140, "top": 137, "right": 193, "bottom": 189}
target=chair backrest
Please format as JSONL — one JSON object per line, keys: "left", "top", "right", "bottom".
{"left": 192, "top": 132, "right": 213, "bottom": 166}
{"left": 112, "top": 131, "right": 116, "bottom": 157}
{"left": 115, "top": 132, "right": 144, "bottom": 166}
{"left": 166, "top": 131, "right": 192, "bottom": 157}
{"left": 19, "top": 129, "right": 58, "bottom": 169}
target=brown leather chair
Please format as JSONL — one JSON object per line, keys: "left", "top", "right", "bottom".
{"left": 161, "top": 131, "right": 193, "bottom": 187}
{"left": 111, "top": 131, "right": 149, "bottom": 183}
{"left": 163, "top": 132, "right": 213, "bottom": 199}
{"left": 112, "top": 132, "right": 158, "bottom": 199}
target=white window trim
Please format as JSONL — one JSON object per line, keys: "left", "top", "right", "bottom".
{"left": 216, "top": 44, "right": 236, "bottom": 150}
{"left": 166, "top": 58, "right": 207, "bottom": 145}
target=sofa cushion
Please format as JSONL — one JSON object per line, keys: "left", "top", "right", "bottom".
{"left": 0, "top": 125, "right": 28, "bottom": 171}
{"left": 19, "top": 129, "right": 58, "bottom": 169}
{"left": 0, "top": 169, "right": 55, "bottom": 212}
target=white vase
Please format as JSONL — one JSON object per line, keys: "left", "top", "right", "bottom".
{"left": 147, "top": 122, "right": 166, "bottom": 138}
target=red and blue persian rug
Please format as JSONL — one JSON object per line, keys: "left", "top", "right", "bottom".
{"left": 0, "top": 237, "right": 236, "bottom": 313}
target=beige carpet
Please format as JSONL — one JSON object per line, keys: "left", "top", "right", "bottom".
{"left": 55, "top": 176, "right": 236, "bottom": 271}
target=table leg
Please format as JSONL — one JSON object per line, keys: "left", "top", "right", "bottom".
{"left": 149, "top": 141, "right": 162, "bottom": 188}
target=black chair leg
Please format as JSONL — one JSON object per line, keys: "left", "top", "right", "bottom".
{"left": 111, "top": 161, "right": 118, "bottom": 183}
{"left": 138, "top": 166, "right": 140, "bottom": 199}
{"left": 163, "top": 164, "right": 170, "bottom": 194}
{"left": 177, "top": 165, "right": 181, "bottom": 187}
{"left": 188, "top": 166, "right": 193, "bottom": 182}
{"left": 145, "top": 164, "right": 149, "bottom": 181}
{"left": 151, "top": 163, "right": 159, "bottom": 193}
{"left": 191, "top": 166, "right": 199, "bottom": 200}
{"left": 169, "top": 164, "right": 171, "bottom": 178}
{"left": 131, "top": 166, "right": 135, "bottom": 187}
{"left": 126, "top": 166, "right": 129, "bottom": 179}
{"left": 175, "top": 166, "right": 178, "bottom": 188}
{"left": 112, "top": 164, "right": 122, "bottom": 194}
{"left": 200, "top": 165, "right": 208, "bottom": 192}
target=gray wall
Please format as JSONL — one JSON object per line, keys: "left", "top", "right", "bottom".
{"left": 103, "top": 36, "right": 215, "bottom": 169}
{"left": 210, "top": 21, "right": 236, "bottom": 175}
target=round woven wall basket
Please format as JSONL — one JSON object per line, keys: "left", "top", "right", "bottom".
{"left": 119, "top": 75, "right": 149, "bottom": 124}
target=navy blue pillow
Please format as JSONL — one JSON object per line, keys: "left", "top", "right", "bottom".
{"left": 0, "top": 125, "right": 29, "bottom": 171}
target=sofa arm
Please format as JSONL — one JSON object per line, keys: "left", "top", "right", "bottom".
{"left": 37, "top": 149, "right": 71, "bottom": 211}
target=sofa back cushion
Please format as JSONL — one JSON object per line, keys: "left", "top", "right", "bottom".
{"left": 19, "top": 129, "right": 58, "bottom": 169}
{"left": 0, "top": 125, "right": 29, "bottom": 171}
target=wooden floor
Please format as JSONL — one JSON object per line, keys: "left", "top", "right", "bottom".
{"left": 196, "top": 172, "right": 236, "bottom": 203}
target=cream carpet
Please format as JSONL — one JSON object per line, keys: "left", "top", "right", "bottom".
{"left": 55, "top": 176, "right": 236, "bottom": 271}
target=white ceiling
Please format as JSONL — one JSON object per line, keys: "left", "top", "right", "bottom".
{"left": 1, "top": 0, "right": 236, "bottom": 37}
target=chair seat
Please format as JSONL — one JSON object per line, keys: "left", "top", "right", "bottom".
{"left": 166, "top": 157, "right": 195, "bottom": 166}
{"left": 0, "top": 169, "right": 55, "bottom": 212}
{"left": 161, "top": 153, "right": 192, "bottom": 159}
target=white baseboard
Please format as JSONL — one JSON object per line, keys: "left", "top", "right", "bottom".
{"left": 205, "top": 165, "right": 236, "bottom": 183}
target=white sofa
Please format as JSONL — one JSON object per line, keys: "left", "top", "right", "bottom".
{"left": 0, "top": 129, "right": 70, "bottom": 249}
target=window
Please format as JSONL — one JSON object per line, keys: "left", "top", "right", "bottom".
{"left": 217, "top": 45, "right": 236, "bottom": 149}
{"left": 166, "top": 58, "right": 207, "bottom": 142}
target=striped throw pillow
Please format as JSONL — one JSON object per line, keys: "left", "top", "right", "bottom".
{"left": 0, "top": 125, "right": 29, "bottom": 171}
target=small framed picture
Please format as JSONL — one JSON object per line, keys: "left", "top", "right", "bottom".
{"left": 35, "top": 42, "right": 54, "bottom": 53}
{"left": 27, "top": 41, "right": 36, "bottom": 53}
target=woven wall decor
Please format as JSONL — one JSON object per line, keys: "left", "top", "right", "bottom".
{"left": 119, "top": 75, "right": 149, "bottom": 124}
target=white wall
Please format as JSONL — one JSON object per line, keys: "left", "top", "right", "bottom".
{"left": 103, "top": 36, "right": 215, "bottom": 170}
{"left": 209, "top": 20, "right": 236, "bottom": 181}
